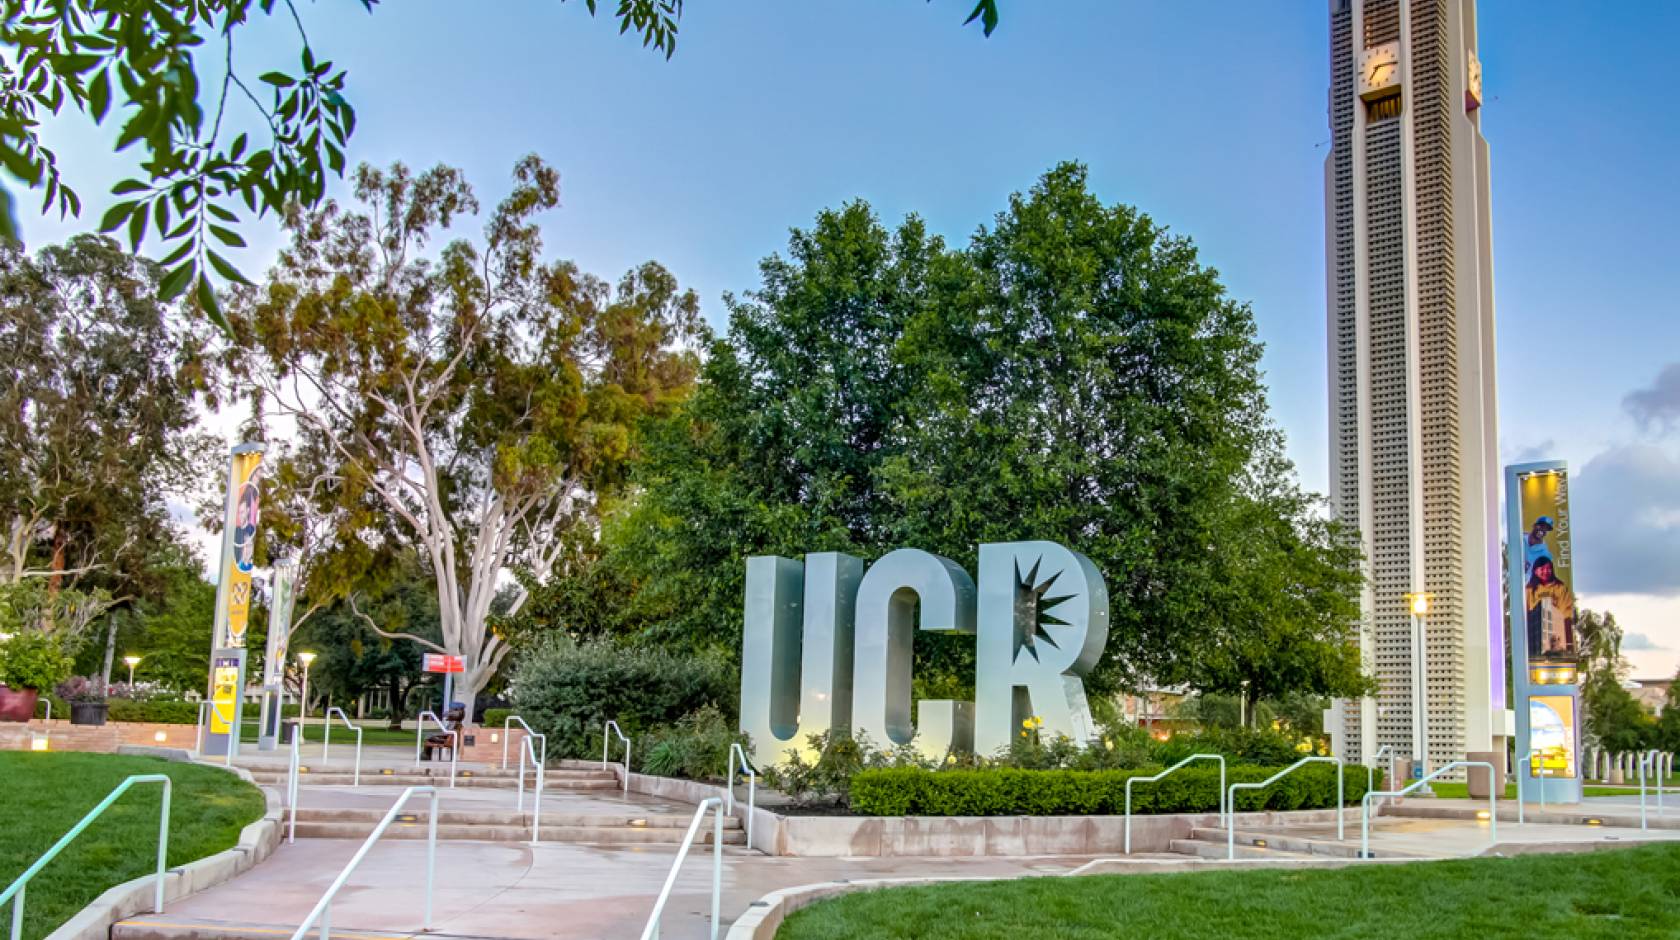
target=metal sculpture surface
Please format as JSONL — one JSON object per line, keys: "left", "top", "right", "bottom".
{"left": 739, "top": 541, "right": 1108, "bottom": 766}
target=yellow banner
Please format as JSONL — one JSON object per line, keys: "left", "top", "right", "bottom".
{"left": 218, "top": 449, "right": 263, "bottom": 647}
{"left": 210, "top": 662, "right": 240, "bottom": 734}
{"left": 1517, "top": 470, "right": 1576, "bottom": 664}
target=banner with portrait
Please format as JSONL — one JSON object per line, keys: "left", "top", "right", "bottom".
{"left": 1528, "top": 694, "right": 1577, "bottom": 778}
{"left": 1515, "top": 468, "right": 1576, "bottom": 665}
{"left": 214, "top": 447, "right": 264, "bottom": 648}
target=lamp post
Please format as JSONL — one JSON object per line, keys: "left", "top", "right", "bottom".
{"left": 298, "top": 651, "right": 317, "bottom": 722}
{"left": 1405, "top": 592, "right": 1433, "bottom": 782}
{"left": 123, "top": 655, "right": 141, "bottom": 686}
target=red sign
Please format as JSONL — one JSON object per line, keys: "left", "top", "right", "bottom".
{"left": 423, "top": 653, "right": 464, "bottom": 674}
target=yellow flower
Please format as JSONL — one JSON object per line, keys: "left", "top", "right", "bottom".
{"left": 1020, "top": 730, "right": 1029, "bottom": 738}
{"left": 1022, "top": 718, "right": 1033, "bottom": 729}
{"left": 1032, "top": 716, "right": 1044, "bottom": 727}
{"left": 945, "top": 754, "right": 956, "bottom": 765}
{"left": 1103, "top": 738, "right": 1114, "bottom": 751}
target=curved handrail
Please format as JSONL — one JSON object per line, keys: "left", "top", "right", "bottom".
{"left": 518, "top": 734, "right": 545, "bottom": 845}
{"left": 1363, "top": 760, "right": 1494, "bottom": 858}
{"left": 1123, "top": 753, "right": 1226, "bottom": 855}
{"left": 194, "top": 699, "right": 238, "bottom": 763}
{"left": 288, "top": 786, "right": 440, "bottom": 940}
{"left": 286, "top": 732, "right": 302, "bottom": 844}
{"left": 1227, "top": 756, "right": 1344, "bottom": 860}
{"left": 638, "top": 797, "right": 725, "bottom": 940}
{"left": 322, "top": 707, "right": 364, "bottom": 787}
{"left": 414, "top": 710, "right": 458, "bottom": 788}
{"left": 1514, "top": 751, "right": 1547, "bottom": 824}
{"left": 603, "top": 720, "right": 631, "bottom": 798}
{"left": 726, "top": 742, "right": 757, "bottom": 849}
{"left": 2, "top": 774, "right": 172, "bottom": 939}
{"left": 1369, "top": 745, "right": 1395, "bottom": 808}
{"left": 501, "top": 715, "right": 547, "bottom": 770}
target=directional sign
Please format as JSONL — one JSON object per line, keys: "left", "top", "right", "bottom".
{"left": 423, "top": 653, "right": 465, "bottom": 674}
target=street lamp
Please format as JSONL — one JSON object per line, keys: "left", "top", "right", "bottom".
{"left": 1404, "top": 592, "right": 1433, "bottom": 782}
{"left": 298, "top": 651, "right": 317, "bottom": 721}
{"left": 123, "top": 655, "right": 141, "bottom": 685}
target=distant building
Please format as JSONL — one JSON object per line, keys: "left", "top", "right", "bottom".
{"left": 1322, "top": 0, "right": 1504, "bottom": 771}
{"left": 1630, "top": 678, "right": 1673, "bottom": 715}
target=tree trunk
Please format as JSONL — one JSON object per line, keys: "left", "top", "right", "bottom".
{"left": 100, "top": 613, "right": 118, "bottom": 690}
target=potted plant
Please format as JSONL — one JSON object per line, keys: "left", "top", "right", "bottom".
{"left": 0, "top": 632, "right": 73, "bottom": 722}
{"left": 57, "top": 675, "right": 110, "bottom": 726}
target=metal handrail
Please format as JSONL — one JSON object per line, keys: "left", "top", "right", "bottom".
{"left": 2, "top": 774, "right": 172, "bottom": 940}
{"left": 288, "top": 786, "right": 440, "bottom": 940}
{"left": 286, "top": 732, "right": 302, "bottom": 844}
{"left": 519, "top": 734, "right": 545, "bottom": 845}
{"left": 322, "top": 707, "right": 364, "bottom": 787}
{"left": 638, "top": 797, "right": 725, "bottom": 940}
{"left": 603, "top": 720, "right": 631, "bottom": 797}
{"left": 194, "top": 699, "right": 237, "bottom": 762}
{"left": 1369, "top": 745, "right": 1395, "bottom": 808}
{"left": 414, "top": 710, "right": 458, "bottom": 788}
{"left": 501, "top": 715, "right": 547, "bottom": 770}
{"left": 1227, "top": 757, "right": 1344, "bottom": 861}
{"left": 1515, "top": 751, "right": 1546, "bottom": 824}
{"left": 1363, "top": 760, "right": 1494, "bottom": 858}
{"left": 726, "top": 743, "right": 757, "bottom": 849}
{"left": 1644, "top": 749, "right": 1667, "bottom": 820}
{"left": 1124, "top": 753, "right": 1226, "bottom": 855}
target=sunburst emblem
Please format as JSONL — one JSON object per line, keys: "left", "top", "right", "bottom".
{"left": 1012, "top": 555, "right": 1077, "bottom": 662}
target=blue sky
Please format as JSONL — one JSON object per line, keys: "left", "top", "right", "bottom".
{"left": 23, "top": 1, "right": 1680, "bottom": 677}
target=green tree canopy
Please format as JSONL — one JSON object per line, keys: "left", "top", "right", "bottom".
{"left": 0, "top": 234, "right": 219, "bottom": 653}
{"left": 541, "top": 163, "right": 1368, "bottom": 707}
{"left": 232, "top": 156, "right": 704, "bottom": 719}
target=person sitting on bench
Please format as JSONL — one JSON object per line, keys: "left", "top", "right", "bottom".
{"left": 421, "top": 704, "right": 465, "bottom": 761}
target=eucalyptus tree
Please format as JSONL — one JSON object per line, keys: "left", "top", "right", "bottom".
{"left": 233, "top": 156, "right": 702, "bottom": 717}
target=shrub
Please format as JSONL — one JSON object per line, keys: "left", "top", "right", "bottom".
{"left": 849, "top": 763, "right": 1368, "bottom": 816}
{"left": 0, "top": 632, "right": 74, "bottom": 691}
{"left": 55, "top": 675, "right": 108, "bottom": 704}
{"left": 507, "top": 636, "right": 735, "bottom": 760}
{"left": 763, "top": 731, "right": 932, "bottom": 807}
{"left": 107, "top": 699, "right": 200, "bottom": 724}
{"left": 637, "top": 705, "right": 746, "bottom": 781}
{"left": 481, "top": 707, "right": 512, "bottom": 729}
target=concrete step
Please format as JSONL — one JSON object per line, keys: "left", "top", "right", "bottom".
{"left": 288, "top": 820, "right": 746, "bottom": 844}
{"left": 1167, "top": 838, "right": 1318, "bottom": 861}
{"left": 292, "top": 807, "right": 740, "bottom": 829}
{"left": 1186, "top": 827, "right": 1399, "bottom": 859}
{"left": 114, "top": 917, "right": 408, "bottom": 940}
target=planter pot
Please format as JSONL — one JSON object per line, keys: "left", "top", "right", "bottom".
{"left": 70, "top": 702, "right": 109, "bottom": 726}
{"left": 0, "top": 685, "right": 39, "bottom": 722}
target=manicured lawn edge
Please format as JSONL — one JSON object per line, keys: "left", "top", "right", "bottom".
{"left": 16, "top": 755, "right": 283, "bottom": 940}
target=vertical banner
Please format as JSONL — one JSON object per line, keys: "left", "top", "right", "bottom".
{"left": 264, "top": 559, "right": 297, "bottom": 686}
{"left": 1507, "top": 460, "right": 1581, "bottom": 794}
{"left": 212, "top": 444, "right": 265, "bottom": 649}
{"left": 1516, "top": 469, "right": 1576, "bottom": 665}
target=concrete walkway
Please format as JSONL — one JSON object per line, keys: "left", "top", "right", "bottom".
{"left": 115, "top": 839, "right": 1111, "bottom": 940}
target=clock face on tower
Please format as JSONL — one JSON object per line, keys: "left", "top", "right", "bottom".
{"left": 1466, "top": 48, "right": 1484, "bottom": 111}
{"left": 1358, "top": 41, "right": 1402, "bottom": 102}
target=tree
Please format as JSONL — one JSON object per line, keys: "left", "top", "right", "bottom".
{"left": 1657, "top": 672, "right": 1680, "bottom": 756}
{"left": 1577, "top": 608, "right": 1655, "bottom": 755}
{"left": 75, "top": 538, "right": 217, "bottom": 693}
{"left": 233, "top": 157, "right": 703, "bottom": 720}
{"left": 555, "top": 162, "right": 1369, "bottom": 706}
{"left": 0, "top": 234, "right": 219, "bottom": 660}
{"left": 295, "top": 559, "right": 436, "bottom": 728}
{"left": 1, "top": 0, "right": 999, "bottom": 322}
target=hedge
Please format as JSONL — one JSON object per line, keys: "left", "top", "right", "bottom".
{"left": 849, "top": 764, "right": 1372, "bottom": 817}
{"left": 108, "top": 700, "right": 202, "bottom": 724}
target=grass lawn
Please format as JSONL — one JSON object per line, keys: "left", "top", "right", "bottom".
{"left": 778, "top": 843, "right": 1680, "bottom": 939}
{"left": 1426, "top": 779, "right": 1678, "bottom": 801}
{"left": 0, "top": 752, "right": 266, "bottom": 940}
{"left": 236, "top": 721, "right": 415, "bottom": 747}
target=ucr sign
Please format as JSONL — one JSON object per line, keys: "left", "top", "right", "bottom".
{"left": 739, "top": 541, "right": 1109, "bottom": 767}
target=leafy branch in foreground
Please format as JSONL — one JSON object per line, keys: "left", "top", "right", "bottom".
{"left": 4, "top": 0, "right": 1003, "bottom": 326}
